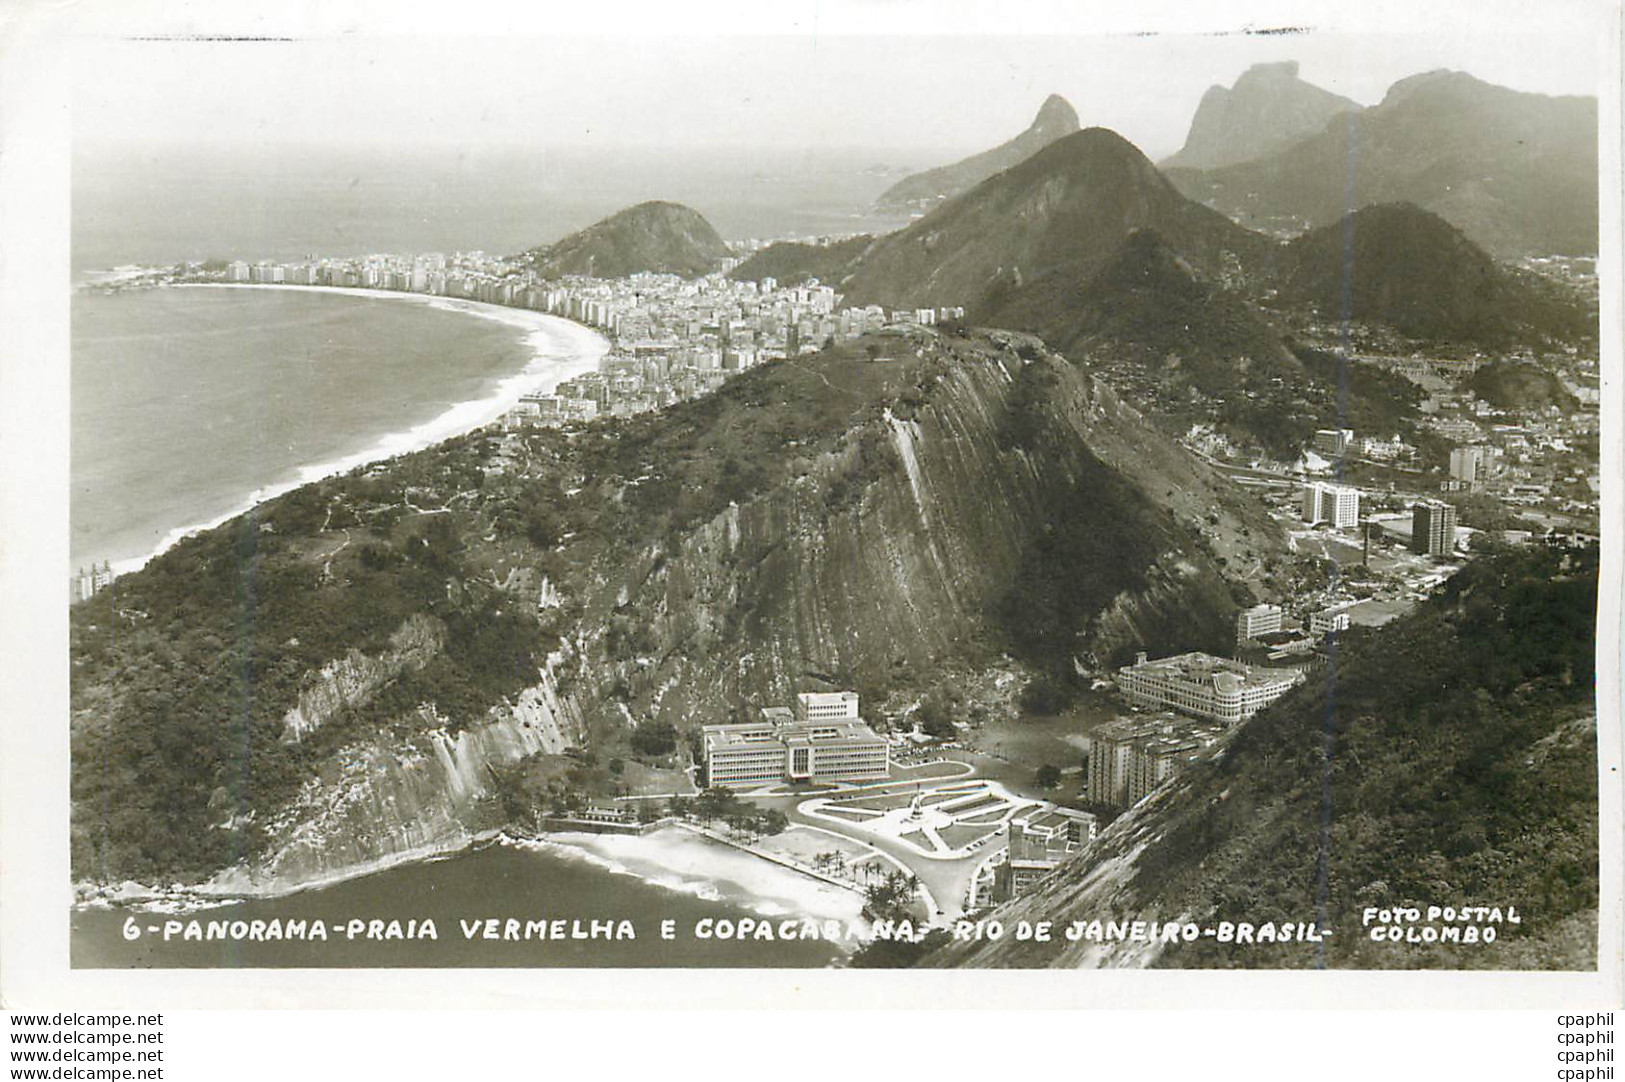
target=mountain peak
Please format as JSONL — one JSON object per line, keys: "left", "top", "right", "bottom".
{"left": 876, "top": 95, "right": 1082, "bottom": 210}
{"left": 1277, "top": 201, "right": 1590, "bottom": 345}
{"left": 1162, "top": 60, "right": 1358, "bottom": 171}
{"left": 1235, "top": 59, "right": 1301, "bottom": 83}
{"left": 1166, "top": 69, "right": 1598, "bottom": 258}
{"left": 847, "top": 125, "right": 1266, "bottom": 313}
{"left": 523, "top": 200, "right": 731, "bottom": 280}
{"left": 1032, "top": 94, "right": 1079, "bottom": 133}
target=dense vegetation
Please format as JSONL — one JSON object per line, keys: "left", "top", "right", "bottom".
{"left": 1153, "top": 543, "right": 1598, "bottom": 969}
{"left": 68, "top": 337, "right": 924, "bottom": 884}
{"left": 1274, "top": 203, "right": 1595, "bottom": 347}
{"left": 995, "top": 358, "right": 1233, "bottom": 680}
{"left": 1464, "top": 360, "right": 1580, "bottom": 412}
{"left": 727, "top": 235, "right": 873, "bottom": 289}
{"left": 520, "top": 200, "right": 732, "bottom": 279}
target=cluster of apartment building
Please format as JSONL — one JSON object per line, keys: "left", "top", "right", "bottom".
{"left": 71, "top": 561, "right": 115, "bottom": 603}
{"left": 701, "top": 692, "right": 890, "bottom": 789}
{"left": 1087, "top": 712, "right": 1229, "bottom": 811}
{"left": 1085, "top": 650, "right": 1307, "bottom": 811}
{"left": 1301, "top": 481, "right": 1361, "bottom": 528}
{"left": 1235, "top": 602, "right": 1353, "bottom": 650}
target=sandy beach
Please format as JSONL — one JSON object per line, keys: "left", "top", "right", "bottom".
{"left": 105, "top": 283, "right": 610, "bottom": 576}
{"left": 509, "top": 828, "right": 869, "bottom": 930}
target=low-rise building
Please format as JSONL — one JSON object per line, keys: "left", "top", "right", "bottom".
{"left": 991, "top": 808, "right": 1097, "bottom": 901}
{"left": 1308, "top": 604, "right": 1352, "bottom": 636}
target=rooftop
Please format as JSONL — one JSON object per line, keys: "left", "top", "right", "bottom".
{"left": 1120, "top": 651, "right": 1301, "bottom": 691}
{"left": 702, "top": 718, "right": 882, "bottom": 750}
{"left": 1092, "top": 711, "right": 1229, "bottom": 748}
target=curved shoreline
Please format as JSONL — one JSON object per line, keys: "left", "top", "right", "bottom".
{"left": 98, "top": 283, "right": 610, "bottom": 577}
{"left": 75, "top": 826, "right": 869, "bottom": 940}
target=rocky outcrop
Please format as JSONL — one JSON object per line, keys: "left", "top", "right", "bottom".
{"left": 522, "top": 201, "right": 732, "bottom": 279}
{"left": 1162, "top": 61, "right": 1358, "bottom": 171}
{"left": 236, "top": 653, "right": 580, "bottom": 891}
{"left": 281, "top": 614, "right": 444, "bottom": 742}
{"left": 573, "top": 336, "right": 1274, "bottom": 730}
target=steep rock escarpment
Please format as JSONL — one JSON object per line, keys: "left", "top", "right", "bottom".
{"left": 566, "top": 333, "right": 1276, "bottom": 731}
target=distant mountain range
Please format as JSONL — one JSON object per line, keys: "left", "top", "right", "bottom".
{"left": 521, "top": 200, "right": 732, "bottom": 279}
{"left": 1162, "top": 61, "right": 1360, "bottom": 171}
{"left": 875, "top": 94, "right": 1080, "bottom": 211}
{"left": 844, "top": 127, "right": 1268, "bottom": 314}
{"left": 1167, "top": 70, "right": 1598, "bottom": 257}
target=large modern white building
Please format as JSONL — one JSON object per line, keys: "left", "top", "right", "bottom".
{"left": 703, "top": 695, "right": 888, "bottom": 789}
{"left": 1301, "top": 482, "right": 1361, "bottom": 528}
{"left": 1449, "top": 446, "right": 1483, "bottom": 484}
{"left": 1116, "top": 652, "right": 1305, "bottom": 726}
{"left": 1235, "top": 603, "right": 1284, "bottom": 643}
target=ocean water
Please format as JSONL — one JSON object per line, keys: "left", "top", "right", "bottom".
{"left": 69, "top": 144, "right": 913, "bottom": 572}
{"left": 70, "top": 286, "right": 565, "bottom": 572}
{"left": 72, "top": 841, "right": 848, "bottom": 969}
{"left": 73, "top": 144, "right": 918, "bottom": 272}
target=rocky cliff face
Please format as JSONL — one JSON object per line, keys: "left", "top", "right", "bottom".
{"left": 281, "top": 614, "right": 444, "bottom": 742}
{"left": 559, "top": 331, "right": 1274, "bottom": 733}
{"left": 221, "top": 651, "right": 580, "bottom": 892}
{"left": 1162, "top": 61, "right": 1359, "bottom": 171}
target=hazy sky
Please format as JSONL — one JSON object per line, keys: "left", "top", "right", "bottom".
{"left": 66, "top": 0, "right": 1610, "bottom": 161}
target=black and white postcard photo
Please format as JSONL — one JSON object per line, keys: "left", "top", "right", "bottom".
{"left": 1, "top": 0, "right": 1619, "bottom": 1026}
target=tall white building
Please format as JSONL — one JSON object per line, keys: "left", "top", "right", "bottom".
{"left": 1236, "top": 603, "right": 1284, "bottom": 643}
{"left": 1449, "top": 446, "right": 1483, "bottom": 484}
{"left": 1301, "top": 482, "right": 1360, "bottom": 528}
